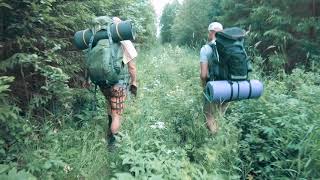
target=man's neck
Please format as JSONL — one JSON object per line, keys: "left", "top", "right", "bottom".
{"left": 208, "top": 39, "right": 216, "bottom": 44}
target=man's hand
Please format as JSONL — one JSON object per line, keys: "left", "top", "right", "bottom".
{"left": 129, "top": 84, "right": 137, "bottom": 97}
{"left": 201, "top": 79, "right": 207, "bottom": 89}
{"left": 82, "top": 81, "right": 91, "bottom": 89}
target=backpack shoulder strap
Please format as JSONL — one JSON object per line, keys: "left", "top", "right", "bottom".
{"left": 207, "top": 42, "right": 220, "bottom": 63}
{"left": 107, "top": 23, "right": 113, "bottom": 44}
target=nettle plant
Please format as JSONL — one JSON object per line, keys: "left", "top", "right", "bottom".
{"left": 230, "top": 69, "right": 320, "bottom": 178}
{"left": 114, "top": 134, "right": 207, "bottom": 179}
{"left": 1, "top": 51, "right": 72, "bottom": 120}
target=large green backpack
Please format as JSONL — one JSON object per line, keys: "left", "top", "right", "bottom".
{"left": 85, "top": 16, "right": 129, "bottom": 85}
{"left": 209, "top": 27, "right": 252, "bottom": 81}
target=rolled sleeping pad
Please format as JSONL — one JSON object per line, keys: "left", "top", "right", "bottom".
{"left": 110, "top": 20, "right": 135, "bottom": 42}
{"left": 74, "top": 29, "right": 108, "bottom": 50}
{"left": 205, "top": 80, "right": 264, "bottom": 103}
{"left": 74, "top": 20, "right": 135, "bottom": 50}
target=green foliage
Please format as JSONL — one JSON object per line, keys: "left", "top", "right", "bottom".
{"left": 0, "top": 166, "right": 36, "bottom": 180}
{"left": 1, "top": 0, "right": 320, "bottom": 179}
{"left": 230, "top": 69, "right": 320, "bottom": 178}
{"left": 171, "top": 0, "right": 220, "bottom": 47}
{"left": 220, "top": 0, "right": 320, "bottom": 72}
{"left": 0, "top": 0, "right": 156, "bottom": 178}
{"left": 160, "top": 1, "right": 180, "bottom": 43}
{"left": 98, "top": 0, "right": 157, "bottom": 44}
{"left": 0, "top": 76, "right": 32, "bottom": 164}
{"left": 164, "top": 0, "right": 320, "bottom": 71}
{"left": 113, "top": 45, "right": 241, "bottom": 179}
{"left": 1, "top": 41, "right": 320, "bottom": 179}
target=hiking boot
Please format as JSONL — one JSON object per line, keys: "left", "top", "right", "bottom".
{"left": 105, "top": 115, "right": 112, "bottom": 138}
{"left": 107, "top": 134, "right": 116, "bottom": 152}
{"left": 107, "top": 133, "right": 123, "bottom": 152}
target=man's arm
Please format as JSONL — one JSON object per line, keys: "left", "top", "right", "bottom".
{"left": 127, "top": 60, "right": 137, "bottom": 96}
{"left": 200, "top": 62, "right": 209, "bottom": 88}
{"left": 128, "top": 60, "right": 137, "bottom": 86}
{"left": 200, "top": 46, "right": 209, "bottom": 88}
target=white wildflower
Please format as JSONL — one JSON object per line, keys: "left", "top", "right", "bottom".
{"left": 150, "top": 121, "right": 166, "bottom": 129}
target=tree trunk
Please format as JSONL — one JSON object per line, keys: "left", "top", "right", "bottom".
{"left": 309, "top": 0, "right": 316, "bottom": 40}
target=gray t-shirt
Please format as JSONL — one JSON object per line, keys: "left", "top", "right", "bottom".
{"left": 200, "top": 41, "right": 216, "bottom": 63}
{"left": 199, "top": 43, "right": 213, "bottom": 81}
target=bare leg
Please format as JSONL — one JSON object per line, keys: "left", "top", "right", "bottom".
{"left": 100, "top": 85, "right": 126, "bottom": 142}
{"left": 109, "top": 85, "right": 126, "bottom": 135}
{"left": 110, "top": 112, "right": 121, "bottom": 134}
{"left": 204, "top": 101, "right": 229, "bottom": 134}
{"left": 204, "top": 101, "right": 218, "bottom": 133}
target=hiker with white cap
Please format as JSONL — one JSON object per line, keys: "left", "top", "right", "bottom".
{"left": 200, "top": 22, "right": 229, "bottom": 134}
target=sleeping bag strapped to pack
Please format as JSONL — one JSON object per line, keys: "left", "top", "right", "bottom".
{"left": 84, "top": 16, "right": 129, "bottom": 86}
{"left": 209, "top": 27, "right": 252, "bottom": 81}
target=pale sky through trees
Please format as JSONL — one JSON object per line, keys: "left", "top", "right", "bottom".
{"left": 151, "top": 0, "right": 183, "bottom": 37}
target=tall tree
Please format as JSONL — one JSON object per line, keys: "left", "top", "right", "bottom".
{"left": 220, "top": 0, "right": 320, "bottom": 72}
{"left": 160, "top": 1, "right": 179, "bottom": 43}
{"left": 171, "top": 0, "right": 222, "bottom": 47}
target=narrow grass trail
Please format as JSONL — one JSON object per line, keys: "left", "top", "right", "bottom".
{"left": 110, "top": 45, "right": 240, "bottom": 179}
{"left": 36, "top": 45, "right": 240, "bottom": 179}
{"left": 49, "top": 45, "right": 320, "bottom": 179}
{"left": 13, "top": 45, "right": 320, "bottom": 179}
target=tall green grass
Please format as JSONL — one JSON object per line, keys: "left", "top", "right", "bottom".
{"left": 115, "top": 44, "right": 240, "bottom": 179}
{"left": 229, "top": 68, "right": 320, "bottom": 179}
{"left": 1, "top": 45, "right": 319, "bottom": 179}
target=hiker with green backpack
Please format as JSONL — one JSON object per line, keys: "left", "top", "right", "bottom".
{"left": 200, "top": 22, "right": 252, "bottom": 133}
{"left": 77, "top": 16, "right": 138, "bottom": 145}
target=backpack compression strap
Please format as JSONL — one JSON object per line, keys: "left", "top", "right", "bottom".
{"left": 82, "top": 29, "right": 89, "bottom": 47}
{"left": 115, "top": 22, "right": 124, "bottom": 41}
{"left": 228, "top": 81, "right": 234, "bottom": 101}
{"left": 247, "top": 80, "right": 252, "bottom": 99}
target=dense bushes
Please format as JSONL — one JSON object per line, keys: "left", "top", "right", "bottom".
{"left": 0, "top": 0, "right": 156, "bottom": 178}
{"left": 1, "top": 41, "right": 319, "bottom": 178}
{"left": 1, "top": 0, "right": 319, "bottom": 179}
{"left": 160, "top": 0, "right": 320, "bottom": 72}
{"left": 229, "top": 68, "right": 320, "bottom": 178}
{"left": 160, "top": 1, "right": 179, "bottom": 43}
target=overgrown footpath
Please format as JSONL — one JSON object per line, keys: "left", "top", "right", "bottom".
{"left": 118, "top": 45, "right": 320, "bottom": 179}
{"left": 114, "top": 45, "right": 240, "bottom": 179}
{"left": 1, "top": 45, "right": 319, "bottom": 179}
{"left": 0, "top": 45, "right": 240, "bottom": 179}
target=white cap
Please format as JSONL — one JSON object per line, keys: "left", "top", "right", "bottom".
{"left": 208, "top": 22, "right": 223, "bottom": 32}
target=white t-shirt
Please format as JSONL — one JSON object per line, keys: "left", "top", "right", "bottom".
{"left": 121, "top": 40, "right": 137, "bottom": 64}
